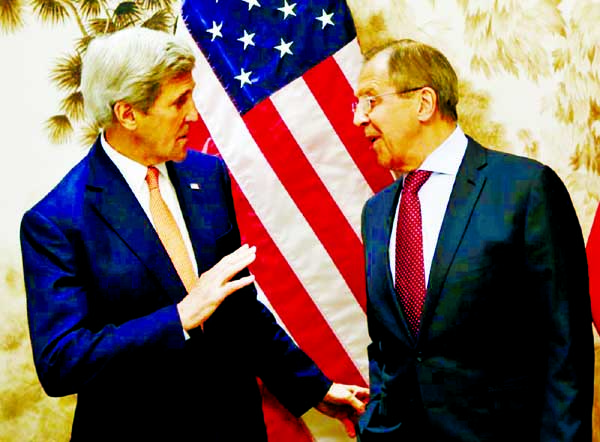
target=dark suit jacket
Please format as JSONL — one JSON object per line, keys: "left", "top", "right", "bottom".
{"left": 358, "top": 137, "right": 594, "bottom": 441}
{"left": 20, "top": 138, "right": 331, "bottom": 441}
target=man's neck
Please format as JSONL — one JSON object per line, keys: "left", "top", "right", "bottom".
{"left": 391, "top": 118, "right": 458, "bottom": 178}
{"left": 419, "top": 118, "right": 457, "bottom": 158}
{"left": 104, "top": 126, "right": 152, "bottom": 166}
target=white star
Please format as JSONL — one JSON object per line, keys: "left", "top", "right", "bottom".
{"left": 206, "top": 21, "right": 223, "bottom": 41}
{"left": 274, "top": 38, "right": 293, "bottom": 58}
{"left": 277, "top": 1, "right": 297, "bottom": 19}
{"left": 316, "top": 9, "right": 334, "bottom": 29}
{"left": 241, "top": 0, "right": 261, "bottom": 10}
{"left": 234, "top": 68, "right": 254, "bottom": 87}
{"left": 237, "top": 29, "right": 256, "bottom": 50}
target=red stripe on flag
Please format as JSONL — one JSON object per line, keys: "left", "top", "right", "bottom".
{"left": 189, "top": 127, "right": 363, "bottom": 440}
{"left": 230, "top": 175, "right": 365, "bottom": 385}
{"left": 243, "top": 99, "right": 367, "bottom": 311}
{"left": 303, "top": 56, "right": 394, "bottom": 194}
{"left": 586, "top": 202, "right": 600, "bottom": 333}
{"left": 188, "top": 122, "right": 365, "bottom": 383}
{"left": 187, "top": 113, "right": 211, "bottom": 151}
{"left": 259, "top": 379, "right": 314, "bottom": 442}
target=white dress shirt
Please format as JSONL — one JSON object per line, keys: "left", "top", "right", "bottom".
{"left": 100, "top": 133, "right": 198, "bottom": 276}
{"left": 389, "top": 126, "right": 468, "bottom": 288}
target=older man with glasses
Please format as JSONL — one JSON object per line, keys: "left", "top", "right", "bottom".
{"left": 353, "top": 39, "right": 594, "bottom": 441}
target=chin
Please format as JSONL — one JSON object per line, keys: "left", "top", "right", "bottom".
{"left": 374, "top": 155, "right": 392, "bottom": 170}
{"left": 171, "top": 146, "right": 189, "bottom": 162}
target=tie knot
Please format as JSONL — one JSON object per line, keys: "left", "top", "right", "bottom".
{"left": 403, "top": 170, "right": 432, "bottom": 194}
{"left": 146, "top": 166, "right": 160, "bottom": 191}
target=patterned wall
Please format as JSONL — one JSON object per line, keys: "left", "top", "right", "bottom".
{"left": 0, "top": 0, "right": 598, "bottom": 440}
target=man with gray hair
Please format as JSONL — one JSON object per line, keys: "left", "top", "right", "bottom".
{"left": 354, "top": 39, "right": 593, "bottom": 441}
{"left": 21, "top": 27, "right": 367, "bottom": 441}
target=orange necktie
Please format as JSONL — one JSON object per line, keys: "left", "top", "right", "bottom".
{"left": 146, "top": 166, "right": 196, "bottom": 292}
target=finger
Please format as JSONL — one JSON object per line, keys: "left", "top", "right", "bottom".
{"left": 216, "top": 247, "right": 256, "bottom": 282}
{"left": 341, "top": 417, "right": 356, "bottom": 438}
{"left": 198, "top": 246, "right": 255, "bottom": 290}
{"left": 214, "top": 244, "right": 253, "bottom": 268}
{"left": 351, "top": 386, "right": 370, "bottom": 402}
{"left": 344, "top": 392, "right": 366, "bottom": 414}
{"left": 340, "top": 384, "right": 370, "bottom": 404}
{"left": 223, "top": 274, "right": 255, "bottom": 295}
{"left": 225, "top": 244, "right": 252, "bottom": 260}
{"left": 222, "top": 253, "right": 256, "bottom": 283}
{"left": 220, "top": 245, "right": 256, "bottom": 267}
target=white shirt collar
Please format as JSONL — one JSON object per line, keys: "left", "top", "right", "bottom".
{"left": 419, "top": 125, "right": 468, "bottom": 176}
{"left": 100, "top": 132, "right": 169, "bottom": 190}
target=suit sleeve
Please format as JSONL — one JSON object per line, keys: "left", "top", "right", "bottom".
{"left": 207, "top": 158, "right": 332, "bottom": 416}
{"left": 20, "top": 209, "right": 186, "bottom": 398}
{"left": 361, "top": 200, "right": 384, "bottom": 394}
{"left": 524, "top": 166, "right": 594, "bottom": 440}
{"left": 357, "top": 198, "right": 390, "bottom": 436}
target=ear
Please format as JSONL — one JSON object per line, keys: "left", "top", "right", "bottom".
{"left": 113, "top": 101, "right": 137, "bottom": 131}
{"left": 416, "top": 87, "right": 437, "bottom": 122}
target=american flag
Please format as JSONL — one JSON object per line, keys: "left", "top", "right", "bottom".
{"left": 179, "top": 0, "right": 393, "bottom": 439}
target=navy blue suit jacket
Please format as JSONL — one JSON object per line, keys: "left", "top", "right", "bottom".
{"left": 21, "top": 138, "right": 331, "bottom": 441}
{"left": 358, "top": 137, "right": 594, "bottom": 441}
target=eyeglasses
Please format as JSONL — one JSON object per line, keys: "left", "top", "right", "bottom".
{"left": 352, "top": 86, "right": 425, "bottom": 115}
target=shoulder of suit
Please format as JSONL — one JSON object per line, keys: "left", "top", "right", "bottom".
{"left": 364, "top": 179, "right": 401, "bottom": 210}
{"left": 465, "top": 135, "right": 547, "bottom": 177}
{"left": 180, "top": 149, "right": 226, "bottom": 171}
{"left": 26, "top": 150, "right": 93, "bottom": 216}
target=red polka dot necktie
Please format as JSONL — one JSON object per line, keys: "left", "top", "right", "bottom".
{"left": 394, "top": 170, "right": 432, "bottom": 337}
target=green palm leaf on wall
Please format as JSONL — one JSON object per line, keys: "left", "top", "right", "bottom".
{"left": 0, "top": 0, "right": 25, "bottom": 32}
{"left": 0, "top": 0, "right": 177, "bottom": 145}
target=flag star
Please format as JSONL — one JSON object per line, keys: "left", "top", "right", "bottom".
{"left": 237, "top": 29, "right": 256, "bottom": 50}
{"left": 277, "top": 1, "right": 297, "bottom": 19}
{"left": 234, "top": 68, "right": 254, "bottom": 87}
{"left": 241, "top": 0, "right": 261, "bottom": 10}
{"left": 206, "top": 21, "right": 223, "bottom": 41}
{"left": 274, "top": 38, "right": 293, "bottom": 58}
{"left": 316, "top": 9, "right": 334, "bottom": 28}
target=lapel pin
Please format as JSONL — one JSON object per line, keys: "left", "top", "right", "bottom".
{"left": 190, "top": 183, "right": 200, "bottom": 190}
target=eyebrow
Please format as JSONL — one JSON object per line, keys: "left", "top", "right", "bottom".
{"left": 173, "top": 89, "right": 192, "bottom": 105}
{"left": 356, "top": 87, "right": 377, "bottom": 97}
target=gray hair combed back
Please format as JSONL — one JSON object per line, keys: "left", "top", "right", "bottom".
{"left": 81, "top": 27, "right": 196, "bottom": 129}
{"left": 365, "top": 39, "right": 459, "bottom": 122}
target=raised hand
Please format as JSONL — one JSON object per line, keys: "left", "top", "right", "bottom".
{"left": 177, "top": 244, "right": 256, "bottom": 331}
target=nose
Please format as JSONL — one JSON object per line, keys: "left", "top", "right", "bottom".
{"left": 353, "top": 107, "right": 369, "bottom": 127}
{"left": 186, "top": 100, "right": 199, "bottom": 122}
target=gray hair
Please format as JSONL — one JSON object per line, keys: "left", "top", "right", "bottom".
{"left": 81, "top": 27, "right": 196, "bottom": 129}
{"left": 365, "top": 39, "right": 459, "bottom": 122}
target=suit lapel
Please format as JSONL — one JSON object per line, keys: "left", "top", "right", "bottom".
{"left": 375, "top": 179, "right": 419, "bottom": 345}
{"left": 84, "top": 139, "right": 187, "bottom": 303}
{"left": 420, "top": 138, "right": 488, "bottom": 337}
{"left": 167, "top": 161, "right": 218, "bottom": 276}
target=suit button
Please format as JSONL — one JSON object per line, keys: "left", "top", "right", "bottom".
{"left": 416, "top": 356, "right": 423, "bottom": 363}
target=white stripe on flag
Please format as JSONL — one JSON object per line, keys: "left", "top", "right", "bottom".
{"left": 334, "top": 39, "right": 363, "bottom": 92}
{"left": 270, "top": 76, "right": 374, "bottom": 238}
{"left": 179, "top": 23, "right": 370, "bottom": 381}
